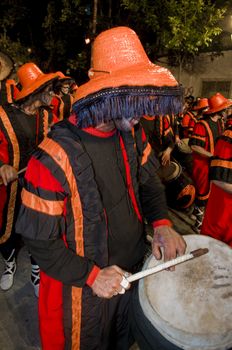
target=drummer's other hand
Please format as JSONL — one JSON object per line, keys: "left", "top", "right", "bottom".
{"left": 152, "top": 226, "right": 186, "bottom": 270}
{"left": 91, "top": 265, "right": 131, "bottom": 299}
{"left": 161, "top": 147, "right": 172, "bottom": 166}
{"left": 0, "top": 164, "right": 18, "bottom": 186}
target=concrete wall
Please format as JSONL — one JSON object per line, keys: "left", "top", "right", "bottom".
{"left": 161, "top": 50, "right": 232, "bottom": 99}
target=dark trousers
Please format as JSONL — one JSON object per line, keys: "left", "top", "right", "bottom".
{"left": 0, "top": 232, "right": 37, "bottom": 265}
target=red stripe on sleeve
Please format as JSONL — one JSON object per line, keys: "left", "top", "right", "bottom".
{"left": 152, "top": 219, "right": 173, "bottom": 228}
{"left": 86, "top": 265, "right": 101, "bottom": 286}
{"left": 25, "top": 156, "right": 64, "bottom": 192}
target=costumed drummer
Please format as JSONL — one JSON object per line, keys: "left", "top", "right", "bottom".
{"left": 140, "top": 114, "right": 175, "bottom": 166}
{"left": 16, "top": 27, "right": 186, "bottom": 350}
{"left": 201, "top": 111, "right": 232, "bottom": 247}
{"left": 189, "top": 93, "right": 226, "bottom": 233}
{"left": 0, "top": 63, "right": 60, "bottom": 296}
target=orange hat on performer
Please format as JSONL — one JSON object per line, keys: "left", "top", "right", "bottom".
{"left": 53, "top": 71, "right": 76, "bottom": 93}
{"left": 204, "top": 93, "right": 232, "bottom": 115}
{"left": 15, "top": 62, "right": 60, "bottom": 101}
{"left": 56, "top": 71, "right": 74, "bottom": 83}
{"left": 73, "top": 26, "right": 183, "bottom": 128}
{"left": 193, "top": 98, "right": 209, "bottom": 111}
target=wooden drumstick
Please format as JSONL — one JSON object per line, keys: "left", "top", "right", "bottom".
{"left": 0, "top": 167, "right": 27, "bottom": 185}
{"left": 127, "top": 248, "right": 209, "bottom": 283}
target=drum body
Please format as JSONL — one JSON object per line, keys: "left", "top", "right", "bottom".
{"left": 172, "top": 138, "right": 193, "bottom": 176}
{"left": 158, "top": 161, "right": 195, "bottom": 209}
{"left": 131, "top": 235, "right": 232, "bottom": 350}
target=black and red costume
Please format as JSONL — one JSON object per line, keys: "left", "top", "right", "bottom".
{"left": 189, "top": 117, "right": 224, "bottom": 205}
{"left": 140, "top": 115, "right": 174, "bottom": 157}
{"left": 16, "top": 119, "right": 171, "bottom": 349}
{"left": 0, "top": 104, "right": 53, "bottom": 246}
{"left": 201, "top": 127, "right": 232, "bottom": 246}
{"left": 181, "top": 110, "right": 197, "bottom": 138}
{"left": 51, "top": 94, "right": 74, "bottom": 120}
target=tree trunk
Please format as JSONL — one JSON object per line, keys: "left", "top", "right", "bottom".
{"left": 178, "top": 56, "right": 183, "bottom": 83}
{"left": 90, "top": 0, "right": 98, "bottom": 66}
{"left": 92, "top": 0, "right": 98, "bottom": 35}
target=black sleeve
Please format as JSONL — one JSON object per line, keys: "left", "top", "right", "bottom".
{"left": 24, "top": 237, "right": 95, "bottom": 287}
{"left": 162, "top": 132, "right": 175, "bottom": 150}
{"left": 139, "top": 171, "right": 169, "bottom": 223}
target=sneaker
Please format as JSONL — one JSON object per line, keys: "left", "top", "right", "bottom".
{"left": 0, "top": 250, "right": 16, "bottom": 291}
{"left": 193, "top": 206, "right": 205, "bottom": 234}
{"left": 31, "top": 264, "right": 40, "bottom": 297}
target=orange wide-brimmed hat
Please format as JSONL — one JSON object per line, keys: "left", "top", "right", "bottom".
{"left": 73, "top": 26, "right": 183, "bottom": 127}
{"left": 193, "top": 98, "right": 209, "bottom": 111}
{"left": 56, "top": 71, "right": 75, "bottom": 83}
{"left": 204, "top": 93, "right": 232, "bottom": 115}
{"left": 15, "top": 62, "right": 60, "bottom": 101}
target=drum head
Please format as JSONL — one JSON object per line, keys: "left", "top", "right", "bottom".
{"left": 158, "top": 161, "right": 181, "bottom": 183}
{"left": 139, "top": 235, "right": 232, "bottom": 350}
{"left": 178, "top": 138, "right": 192, "bottom": 154}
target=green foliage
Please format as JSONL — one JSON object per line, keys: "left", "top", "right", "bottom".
{"left": 121, "top": 0, "right": 226, "bottom": 57}
{"left": 0, "top": 34, "right": 34, "bottom": 67}
{"left": 165, "top": 0, "right": 225, "bottom": 55}
{"left": 0, "top": 0, "right": 229, "bottom": 82}
{"left": 121, "top": 0, "right": 227, "bottom": 78}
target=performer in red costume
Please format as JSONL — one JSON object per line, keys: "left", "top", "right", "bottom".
{"left": 0, "top": 63, "right": 59, "bottom": 295}
{"left": 201, "top": 118, "right": 232, "bottom": 247}
{"left": 189, "top": 93, "right": 230, "bottom": 232}
{"left": 16, "top": 27, "right": 186, "bottom": 350}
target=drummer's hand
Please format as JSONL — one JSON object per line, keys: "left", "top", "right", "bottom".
{"left": 0, "top": 164, "right": 18, "bottom": 186}
{"left": 176, "top": 137, "right": 182, "bottom": 146}
{"left": 161, "top": 147, "right": 172, "bottom": 166}
{"left": 152, "top": 225, "right": 186, "bottom": 271}
{"left": 91, "top": 265, "right": 131, "bottom": 299}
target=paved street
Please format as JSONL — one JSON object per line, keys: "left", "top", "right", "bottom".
{"left": 0, "top": 245, "right": 40, "bottom": 350}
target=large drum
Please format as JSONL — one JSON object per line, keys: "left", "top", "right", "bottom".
{"left": 158, "top": 161, "right": 195, "bottom": 210}
{"left": 172, "top": 138, "right": 193, "bottom": 176}
{"left": 131, "top": 235, "right": 232, "bottom": 350}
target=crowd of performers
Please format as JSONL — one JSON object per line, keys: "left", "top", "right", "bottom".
{"left": 140, "top": 93, "right": 232, "bottom": 239}
{"left": 0, "top": 28, "right": 231, "bottom": 349}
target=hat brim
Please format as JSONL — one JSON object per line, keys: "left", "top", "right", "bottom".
{"left": 15, "top": 73, "right": 59, "bottom": 101}
{"left": 0, "top": 52, "right": 14, "bottom": 80}
{"left": 73, "top": 85, "right": 183, "bottom": 128}
{"left": 59, "top": 77, "right": 74, "bottom": 83}
{"left": 204, "top": 100, "right": 232, "bottom": 114}
{"left": 76, "top": 62, "right": 179, "bottom": 101}
{"left": 73, "top": 62, "right": 183, "bottom": 128}
{"left": 193, "top": 105, "right": 208, "bottom": 111}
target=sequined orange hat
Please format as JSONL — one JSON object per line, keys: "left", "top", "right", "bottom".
{"left": 15, "top": 62, "right": 59, "bottom": 101}
{"left": 204, "top": 93, "right": 232, "bottom": 114}
{"left": 73, "top": 26, "right": 183, "bottom": 127}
